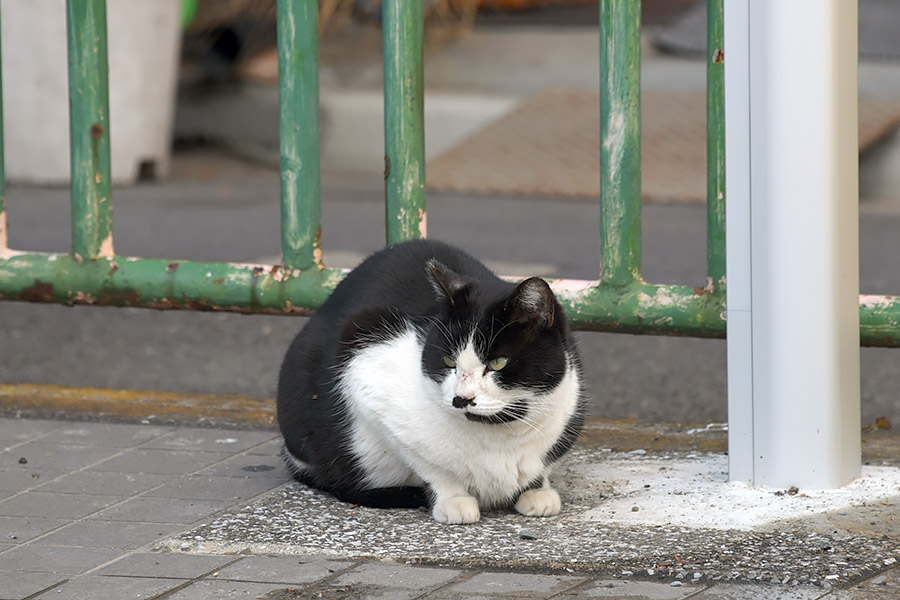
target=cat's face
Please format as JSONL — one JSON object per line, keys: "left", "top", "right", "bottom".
{"left": 422, "top": 261, "right": 569, "bottom": 424}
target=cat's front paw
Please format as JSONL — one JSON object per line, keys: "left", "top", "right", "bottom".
{"left": 432, "top": 495, "right": 480, "bottom": 524}
{"left": 515, "top": 488, "right": 561, "bottom": 517}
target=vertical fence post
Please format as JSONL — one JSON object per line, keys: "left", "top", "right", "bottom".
{"left": 599, "top": 0, "right": 642, "bottom": 286}
{"left": 706, "top": 0, "right": 725, "bottom": 291}
{"left": 277, "top": 0, "right": 323, "bottom": 271}
{"left": 66, "top": 0, "right": 114, "bottom": 260}
{"left": 725, "top": 0, "right": 860, "bottom": 488}
{"left": 382, "top": 0, "right": 426, "bottom": 245}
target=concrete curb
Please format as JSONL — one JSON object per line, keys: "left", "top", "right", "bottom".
{"left": 2, "top": 383, "right": 897, "bottom": 464}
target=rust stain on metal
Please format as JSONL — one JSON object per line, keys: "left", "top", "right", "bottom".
{"left": 713, "top": 49, "right": 724, "bottom": 64}
{"left": 166, "top": 262, "right": 179, "bottom": 272}
{"left": 108, "top": 261, "right": 118, "bottom": 276}
{"left": 90, "top": 123, "right": 103, "bottom": 139}
{"left": 20, "top": 281, "right": 55, "bottom": 303}
{"left": 212, "top": 278, "right": 225, "bottom": 285}
{"left": 252, "top": 266, "right": 264, "bottom": 277}
{"left": 384, "top": 155, "right": 391, "bottom": 180}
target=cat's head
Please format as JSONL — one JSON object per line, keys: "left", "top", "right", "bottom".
{"left": 421, "top": 260, "right": 571, "bottom": 424}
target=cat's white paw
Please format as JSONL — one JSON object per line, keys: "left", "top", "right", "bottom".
{"left": 515, "top": 488, "right": 561, "bottom": 517}
{"left": 432, "top": 495, "right": 481, "bottom": 524}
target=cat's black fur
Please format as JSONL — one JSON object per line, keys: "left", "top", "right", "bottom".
{"left": 276, "top": 239, "right": 585, "bottom": 513}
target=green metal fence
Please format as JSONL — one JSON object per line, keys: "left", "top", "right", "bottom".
{"left": 0, "top": 0, "right": 898, "bottom": 347}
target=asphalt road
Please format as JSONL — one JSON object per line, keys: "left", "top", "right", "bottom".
{"left": 2, "top": 176, "right": 898, "bottom": 425}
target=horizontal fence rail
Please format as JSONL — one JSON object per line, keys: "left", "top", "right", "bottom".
{"left": 0, "top": 0, "right": 898, "bottom": 347}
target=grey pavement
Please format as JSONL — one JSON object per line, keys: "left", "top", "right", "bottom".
{"left": 2, "top": 416, "right": 899, "bottom": 600}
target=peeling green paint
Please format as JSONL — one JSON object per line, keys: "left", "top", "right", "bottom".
{"left": 277, "top": 0, "right": 322, "bottom": 270}
{"left": 383, "top": 0, "right": 426, "bottom": 244}
{"left": 706, "top": 0, "right": 726, "bottom": 291}
{"left": 600, "top": 0, "right": 642, "bottom": 286}
{"left": 67, "top": 0, "right": 114, "bottom": 260}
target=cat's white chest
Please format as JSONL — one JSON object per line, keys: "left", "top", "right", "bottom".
{"left": 338, "top": 327, "right": 579, "bottom": 506}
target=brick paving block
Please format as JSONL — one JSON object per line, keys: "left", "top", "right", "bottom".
{"left": 0, "top": 516, "right": 69, "bottom": 544}
{"left": 245, "top": 438, "right": 283, "bottom": 456}
{"left": 688, "top": 584, "right": 823, "bottom": 599}
{"left": 97, "top": 551, "right": 233, "bottom": 579}
{"left": 447, "top": 572, "right": 586, "bottom": 597}
{"left": 90, "top": 448, "right": 232, "bottom": 475}
{"left": 31, "top": 574, "right": 185, "bottom": 599}
{"left": 0, "top": 418, "right": 60, "bottom": 446}
{"left": 0, "top": 569, "right": 70, "bottom": 599}
{"left": 0, "top": 491, "right": 125, "bottom": 519}
{"left": 50, "top": 422, "right": 173, "bottom": 447}
{"left": 565, "top": 579, "right": 700, "bottom": 598}
{"left": 0, "top": 468, "right": 58, "bottom": 493}
{"left": 141, "top": 429, "right": 278, "bottom": 453}
{"left": 4, "top": 442, "right": 122, "bottom": 472}
{"left": 36, "top": 470, "right": 170, "bottom": 496}
{"left": 164, "top": 579, "right": 285, "bottom": 599}
{"left": 848, "top": 565, "right": 900, "bottom": 593}
{"left": 0, "top": 544, "right": 121, "bottom": 573}
{"left": 215, "top": 556, "right": 355, "bottom": 584}
{"left": 34, "top": 519, "right": 180, "bottom": 550}
{"left": 195, "top": 453, "right": 290, "bottom": 479}
{"left": 335, "top": 563, "right": 462, "bottom": 590}
{"left": 143, "top": 474, "right": 284, "bottom": 502}
{"left": 93, "top": 496, "right": 231, "bottom": 524}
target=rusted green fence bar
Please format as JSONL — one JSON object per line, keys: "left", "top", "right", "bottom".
{"left": 0, "top": 253, "right": 343, "bottom": 316}
{"left": 277, "top": 0, "right": 323, "bottom": 270}
{"left": 66, "top": 0, "right": 114, "bottom": 260}
{"left": 599, "top": 0, "right": 642, "bottom": 286}
{"left": 382, "top": 0, "right": 426, "bottom": 244}
{"left": 706, "top": 0, "right": 726, "bottom": 290}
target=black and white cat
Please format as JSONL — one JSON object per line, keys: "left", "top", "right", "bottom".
{"left": 277, "top": 240, "right": 585, "bottom": 524}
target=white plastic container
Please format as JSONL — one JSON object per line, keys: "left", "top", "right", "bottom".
{"left": 0, "top": 0, "right": 182, "bottom": 184}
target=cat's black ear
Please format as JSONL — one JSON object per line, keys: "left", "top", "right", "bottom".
{"left": 505, "top": 277, "right": 556, "bottom": 328}
{"left": 426, "top": 259, "right": 471, "bottom": 308}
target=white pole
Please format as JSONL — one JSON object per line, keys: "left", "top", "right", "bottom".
{"left": 725, "top": 0, "right": 861, "bottom": 488}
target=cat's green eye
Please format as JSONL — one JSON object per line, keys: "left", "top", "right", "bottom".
{"left": 487, "top": 357, "right": 508, "bottom": 371}
{"left": 442, "top": 355, "right": 456, "bottom": 368}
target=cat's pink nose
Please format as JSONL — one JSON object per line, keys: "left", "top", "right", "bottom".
{"left": 452, "top": 395, "right": 475, "bottom": 409}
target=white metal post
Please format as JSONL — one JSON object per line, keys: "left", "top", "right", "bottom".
{"left": 725, "top": 0, "right": 861, "bottom": 488}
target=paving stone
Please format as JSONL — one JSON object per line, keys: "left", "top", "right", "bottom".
{"left": 31, "top": 574, "right": 185, "bottom": 599}
{"left": 0, "top": 491, "right": 124, "bottom": 519}
{"left": 215, "top": 556, "right": 354, "bottom": 584}
{"left": 687, "top": 584, "right": 823, "bottom": 599}
{"left": 33, "top": 519, "right": 180, "bottom": 550}
{"left": 0, "top": 516, "right": 69, "bottom": 544}
{"left": 245, "top": 438, "right": 283, "bottom": 456}
{"left": 0, "top": 467, "right": 59, "bottom": 493}
{"left": 563, "top": 579, "right": 701, "bottom": 598}
{"left": 848, "top": 564, "right": 900, "bottom": 593}
{"left": 164, "top": 579, "right": 285, "bottom": 599}
{"left": 141, "top": 429, "right": 278, "bottom": 453}
{"left": 335, "top": 563, "right": 462, "bottom": 591}
{"left": 97, "top": 551, "right": 233, "bottom": 579}
{"left": 49, "top": 422, "right": 173, "bottom": 447}
{"left": 36, "top": 470, "right": 170, "bottom": 496}
{"left": 0, "top": 544, "right": 121, "bottom": 573}
{"left": 0, "top": 569, "right": 69, "bottom": 599}
{"left": 90, "top": 448, "right": 232, "bottom": 475}
{"left": 447, "top": 572, "right": 586, "bottom": 597}
{"left": 143, "top": 474, "right": 284, "bottom": 501}
{"left": 94, "top": 496, "right": 231, "bottom": 524}
{"left": 195, "top": 453, "right": 290, "bottom": 479}
{"left": 3, "top": 442, "right": 122, "bottom": 472}
{"left": 0, "top": 419, "right": 60, "bottom": 446}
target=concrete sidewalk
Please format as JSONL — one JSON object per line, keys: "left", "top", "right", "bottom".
{"left": 1, "top": 412, "right": 898, "bottom": 599}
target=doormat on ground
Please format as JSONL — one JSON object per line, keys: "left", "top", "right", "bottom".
{"left": 425, "top": 88, "right": 900, "bottom": 202}
{"left": 161, "top": 449, "right": 900, "bottom": 587}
